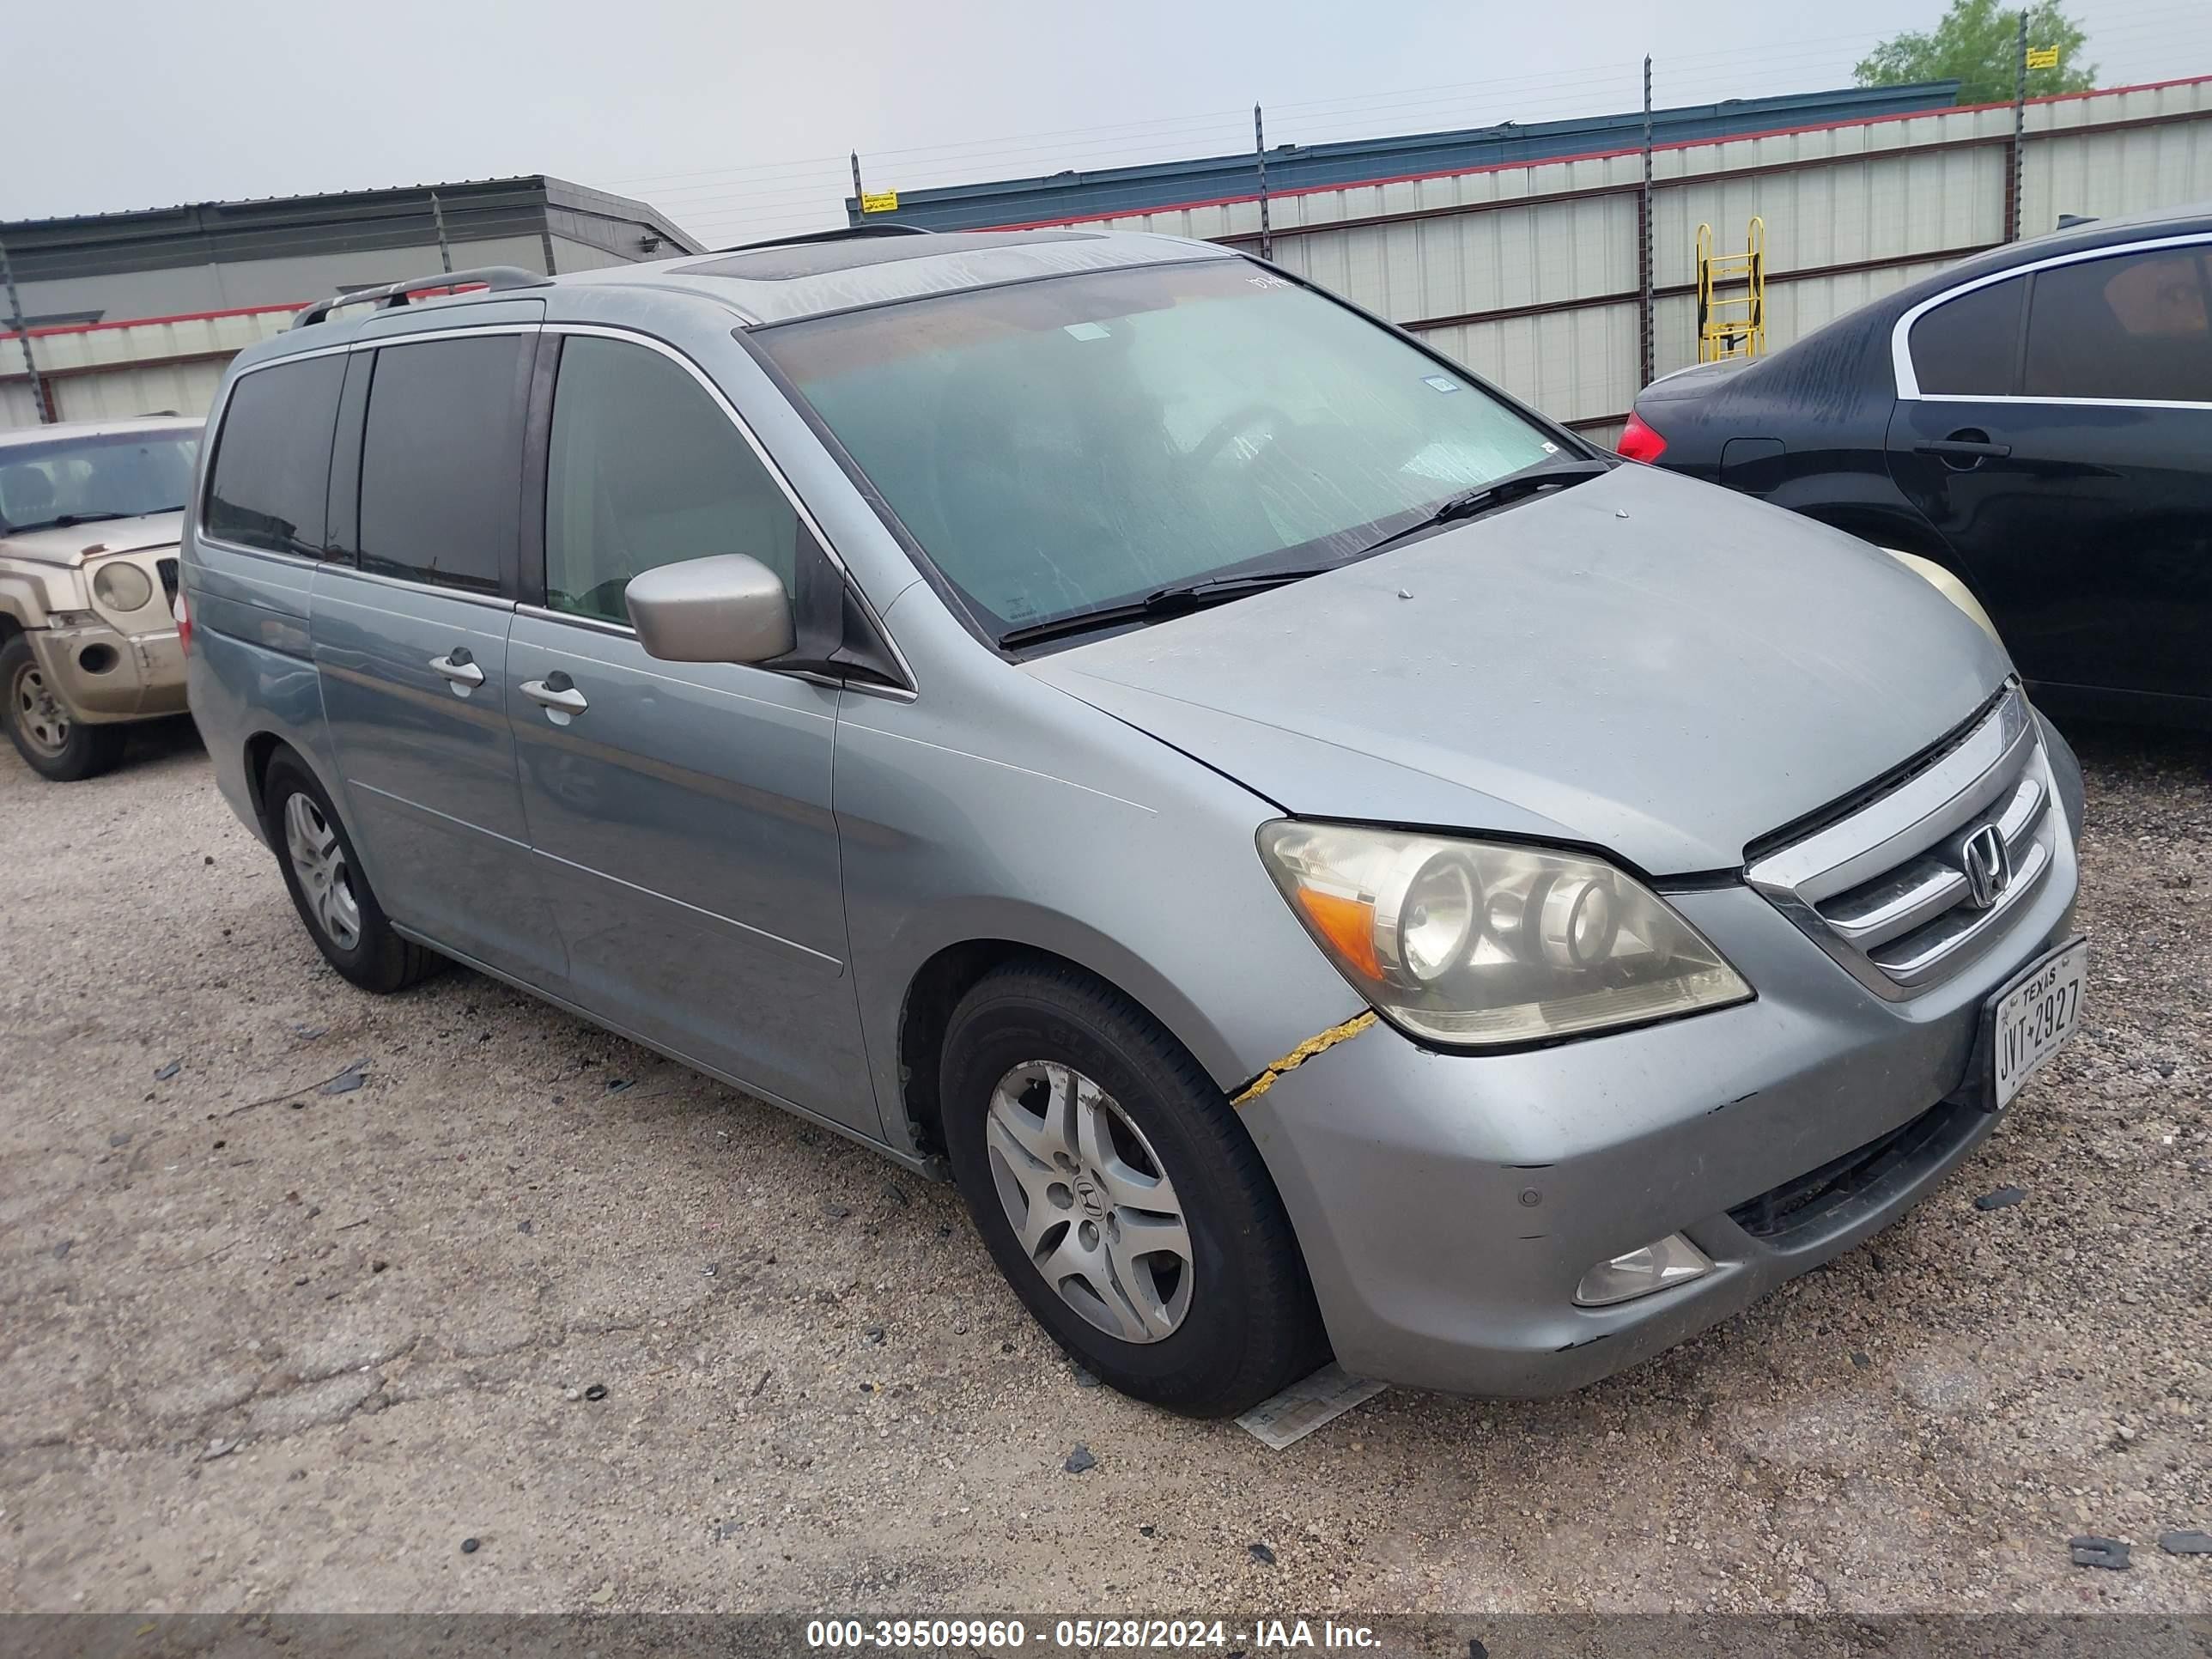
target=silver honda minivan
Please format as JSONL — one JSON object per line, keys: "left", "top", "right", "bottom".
{"left": 182, "top": 229, "right": 2086, "bottom": 1417}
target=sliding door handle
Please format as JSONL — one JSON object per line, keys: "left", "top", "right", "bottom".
{"left": 521, "top": 675, "right": 588, "bottom": 717}
{"left": 429, "top": 650, "right": 485, "bottom": 689}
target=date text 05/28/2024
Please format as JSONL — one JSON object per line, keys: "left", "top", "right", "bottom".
{"left": 805, "top": 1618, "right": 1382, "bottom": 1649}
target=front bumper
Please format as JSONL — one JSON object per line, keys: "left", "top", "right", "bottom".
{"left": 27, "top": 623, "right": 188, "bottom": 722}
{"left": 1243, "top": 772, "right": 2081, "bottom": 1397}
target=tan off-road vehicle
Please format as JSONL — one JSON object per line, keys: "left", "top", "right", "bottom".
{"left": 0, "top": 416, "right": 199, "bottom": 780}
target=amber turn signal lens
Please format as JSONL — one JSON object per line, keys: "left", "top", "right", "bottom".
{"left": 1292, "top": 886, "right": 1380, "bottom": 980}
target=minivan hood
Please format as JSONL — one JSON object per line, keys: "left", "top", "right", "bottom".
{"left": 0, "top": 511, "right": 183, "bottom": 567}
{"left": 1030, "top": 465, "right": 2009, "bottom": 876}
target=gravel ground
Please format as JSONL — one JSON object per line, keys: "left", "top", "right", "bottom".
{"left": 1, "top": 715, "right": 2206, "bottom": 1617}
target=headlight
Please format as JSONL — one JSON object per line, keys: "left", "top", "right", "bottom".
{"left": 1257, "top": 822, "right": 1752, "bottom": 1048}
{"left": 93, "top": 562, "right": 154, "bottom": 611}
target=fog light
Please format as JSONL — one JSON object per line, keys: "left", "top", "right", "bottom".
{"left": 1573, "top": 1232, "right": 1714, "bottom": 1307}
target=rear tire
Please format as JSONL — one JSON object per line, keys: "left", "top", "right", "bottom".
{"left": 3, "top": 634, "right": 129, "bottom": 781}
{"left": 263, "top": 752, "right": 441, "bottom": 994}
{"left": 940, "top": 959, "right": 1328, "bottom": 1417}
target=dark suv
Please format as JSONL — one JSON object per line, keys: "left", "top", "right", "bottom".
{"left": 1623, "top": 204, "right": 2212, "bottom": 728}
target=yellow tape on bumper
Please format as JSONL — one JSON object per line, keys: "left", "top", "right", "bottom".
{"left": 1231, "top": 1012, "right": 1378, "bottom": 1108}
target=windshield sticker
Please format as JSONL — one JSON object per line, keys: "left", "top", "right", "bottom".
{"left": 1422, "top": 375, "right": 1459, "bottom": 393}
{"left": 1062, "top": 321, "right": 1110, "bottom": 342}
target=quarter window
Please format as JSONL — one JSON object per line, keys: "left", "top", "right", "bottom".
{"left": 544, "top": 336, "right": 809, "bottom": 627}
{"left": 356, "top": 335, "right": 526, "bottom": 593}
{"left": 1909, "top": 278, "right": 2024, "bottom": 397}
{"left": 2024, "top": 246, "right": 2212, "bottom": 402}
{"left": 204, "top": 356, "right": 344, "bottom": 556}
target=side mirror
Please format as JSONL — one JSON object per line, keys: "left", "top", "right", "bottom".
{"left": 625, "top": 555, "right": 796, "bottom": 665}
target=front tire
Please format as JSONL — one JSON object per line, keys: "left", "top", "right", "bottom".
{"left": 263, "top": 753, "right": 441, "bottom": 994}
{"left": 3, "top": 634, "right": 128, "bottom": 781}
{"left": 940, "top": 960, "right": 1327, "bottom": 1417}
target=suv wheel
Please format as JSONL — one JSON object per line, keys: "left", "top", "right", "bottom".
{"left": 940, "top": 960, "right": 1327, "bottom": 1417}
{"left": 264, "top": 753, "right": 441, "bottom": 994}
{"left": 3, "top": 634, "right": 128, "bottom": 781}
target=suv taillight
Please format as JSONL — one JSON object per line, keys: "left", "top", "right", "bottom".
{"left": 174, "top": 587, "right": 191, "bottom": 656}
{"left": 1616, "top": 410, "right": 1668, "bottom": 464}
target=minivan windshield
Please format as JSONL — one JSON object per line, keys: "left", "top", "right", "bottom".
{"left": 760, "top": 260, "right": 1565, "bottom": 642}
{"left": 0, "top": 428, "right": 200, "bottom": 536}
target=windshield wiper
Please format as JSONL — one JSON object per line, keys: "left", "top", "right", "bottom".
{"left": 1352, "top": 456, "right": 1613, "bottom": 559}
{"left": 15, "top": 511, "right": 140, "bottom": 532}
{"left": 999, "top": 567, "right": 1333, "bottom": 649}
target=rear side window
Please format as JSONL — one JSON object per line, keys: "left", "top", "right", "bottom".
{"left": 356, "top": 335, "right": 526, "bottom": 594}
{"left": 2024, "top": 246, "right": 2212, "bottom": 402}
{"left": 543, "top": 336, "right": 810, "bottom": 625}
{"left": 1909, "top": 278, "right": 2024, "bottom": 396}
{"left": 204, "top": 356, "right": 344, "bottom": 556}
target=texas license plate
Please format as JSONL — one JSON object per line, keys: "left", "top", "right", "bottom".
{"left": 1991, "top": 939, "right": 2087, "bottom": 1109}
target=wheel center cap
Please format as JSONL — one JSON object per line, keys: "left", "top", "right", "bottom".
{"left": 1073, "top": 1172, "right": 1105, "bottom": 1219}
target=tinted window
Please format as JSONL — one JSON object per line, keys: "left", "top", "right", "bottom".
{"left": 205, "top": 357, "right": 343, "bottom": 556}
{"left": 544, "top": 336, "right": 808, "bottom": 625}
{"left": 357, "top": 335, "right": 524, "bottom": 593}
{"left": 2024, "top": 246, "right": 2212, "bottom": 401}
{"left": 1910, "top": 278, "right": 2024, "bottom": 396}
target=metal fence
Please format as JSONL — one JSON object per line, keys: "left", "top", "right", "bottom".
{"left": 0, "top": 303, "right": 296, "bottom": 428}
{"left": 7, "top": 77, "right": 2209, "bottom": 437}
{"left": 997, "top": 76, "right": 2212, "bottom": 443}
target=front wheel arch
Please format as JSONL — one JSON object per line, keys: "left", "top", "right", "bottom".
{"left": 898, "top": 939, "right": 1230, "bottom": 1162}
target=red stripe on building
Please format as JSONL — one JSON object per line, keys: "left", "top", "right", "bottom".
{"left": 969, "top": 74, "right": 2212, "bottom": 232}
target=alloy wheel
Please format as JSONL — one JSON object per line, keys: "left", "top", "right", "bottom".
{"left": 984, "top": 1060, "right": 1194, "bottom": 1344}
{"left": 283, "top": 792, "right": 363, "bottom": 951}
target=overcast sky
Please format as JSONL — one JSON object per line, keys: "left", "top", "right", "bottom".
{"left": 9, "top": 0, "right": 2207, "bottom": 246}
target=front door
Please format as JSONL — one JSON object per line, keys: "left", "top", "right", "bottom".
{"left": 507, "top": 330, "right": 874, "bottom": 1131}
{"left": 1887, "top": 239, "right": 2212, "bottom": 709}
{"left": 313, "top": 329, "right": 568, "bottom": 986}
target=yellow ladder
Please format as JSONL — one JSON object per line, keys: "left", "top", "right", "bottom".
{"left": 1696, "top": 216, "right": 1766, "bottom": 362}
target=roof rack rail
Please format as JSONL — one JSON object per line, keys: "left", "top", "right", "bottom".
{"left": 714, "top": 222, "right": 935, "bottom": 253}
{"left": 292, "top": 265, "right": 552, "bottom": 330}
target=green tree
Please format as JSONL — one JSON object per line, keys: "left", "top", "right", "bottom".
{"left": 1856, "top": 0, "right": 2096, "bottom": 105}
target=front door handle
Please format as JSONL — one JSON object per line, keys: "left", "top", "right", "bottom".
{"left": 429, "top": 648, "right": 484, "bottom": 689}
{"left": 521, "top": 672, "right": 588, "bottom": 719}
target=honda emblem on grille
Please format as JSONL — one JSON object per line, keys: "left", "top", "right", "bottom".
{"left": 1961, "top": 823, "right": 2011, "bottom": 909}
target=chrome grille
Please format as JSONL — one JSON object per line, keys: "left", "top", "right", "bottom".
{"left": 1745, "top": 684, "right": 2063, "bottom": 999}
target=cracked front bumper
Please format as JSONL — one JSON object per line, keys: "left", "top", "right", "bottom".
{"left": 1241, "top": 823, "right": 2080, "bottom": 1397}
{"left": 28, "top": 623, "right": 188, "bottom": 722}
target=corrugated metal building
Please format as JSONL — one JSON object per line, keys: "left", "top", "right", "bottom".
{"left": 1, "top": 177, "right": 700, "bottom": 428}
{"left": 854, "top": 76, "right": 2212, "bottom": 443}
{"left": 856, "top": 83, "right": 1965, "bottom": 232}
